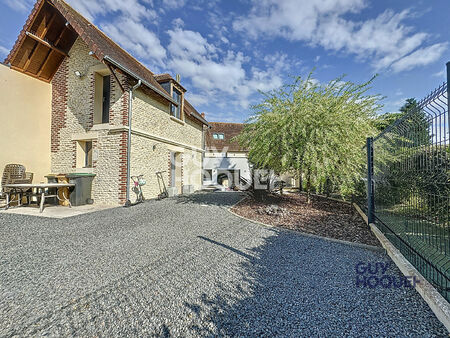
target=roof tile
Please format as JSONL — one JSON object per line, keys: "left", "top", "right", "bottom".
{"left": 206, "top": 122, "right": 246, "bottom": 152}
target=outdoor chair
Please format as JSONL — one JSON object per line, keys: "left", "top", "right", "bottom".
{"left": 1, "top": 164, "right": 34, "bottom": 206}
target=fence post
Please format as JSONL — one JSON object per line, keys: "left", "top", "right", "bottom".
{"left": 447, "top": 62, "right": 450, "bottom": 117}
{"left": 366, "top": 137, "right": 375, "bottom": 224}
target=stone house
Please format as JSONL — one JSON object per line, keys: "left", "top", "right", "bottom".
{"left": 3, "top": 0, "right": 208, "bottom": 205}
{"left": 203, "top": 122, "right": 300, "bottom": 189}
{"left": 203, "top": 122, "right": 251, "bottom": 188}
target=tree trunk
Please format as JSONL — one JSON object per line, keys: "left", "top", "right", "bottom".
{"left": 306, "top": 170, "right": 311, "bottom": 204}
{"left": 298, "top": 170, "right": 303, "bottom": 192}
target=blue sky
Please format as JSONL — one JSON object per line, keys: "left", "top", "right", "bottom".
{"left": 0, "top": 0, "right": 448, "bottom": 122}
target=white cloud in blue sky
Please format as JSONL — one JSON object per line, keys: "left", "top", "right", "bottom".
{"left": 0, "top": 0, "right": 448, "bottom": 121}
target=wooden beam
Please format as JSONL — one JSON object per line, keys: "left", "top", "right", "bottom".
{"left": 36, "top": 49, "right": 53, "bottom": 77}
{"left": 38, "top": 11, "right": 56, "bottom": 39}
{"left": 8, "top": 0, "right": 46, "bottom": 65}
{"left": 23, "top": 12, "right": 56, "bottom": 72}
{"left": 37, "top": 25, "right": 67, "bottom": 77}
{"left": 25, "top": 31, "right": 69, "bottom": 57}
{"left": 10, "top": 65, "right": 51, "bottom": 83}
{"left": 22, "top": 42, "right": 39, "bottom": 72}
{"left": 45, "top": 0, "right": 56, "bottom": 9}
{"left": 105, "top": 63, "right": 125, "bottom": 93}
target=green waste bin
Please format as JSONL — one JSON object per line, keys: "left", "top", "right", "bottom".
{"left": 66, "top": 173, "right": 96, "bottom": 206}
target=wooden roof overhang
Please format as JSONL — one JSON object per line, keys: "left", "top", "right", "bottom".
{"left": 4, "top": 0, "right": 78, "bottom": 82}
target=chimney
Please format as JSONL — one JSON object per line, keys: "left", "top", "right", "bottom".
{"left": 176, "top": 74, "right": 180, "bottom": 82}
{"left": 201, "top": 112, "right": 205, "bottom": 118}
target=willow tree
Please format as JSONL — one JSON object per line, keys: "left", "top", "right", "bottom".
{"left": 237, "top": 73, "right": 382, "bottom": 200}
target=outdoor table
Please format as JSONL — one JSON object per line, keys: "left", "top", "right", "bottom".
{"left": 3, "top": 183, "right": 75, "bottom": 213}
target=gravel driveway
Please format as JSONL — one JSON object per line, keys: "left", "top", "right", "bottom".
{"left": 0, "top": 192, "right": 447, "bottom": 336}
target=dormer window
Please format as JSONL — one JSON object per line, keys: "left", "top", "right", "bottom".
{"left": 171, "top": 88, "right": 182, "bottom": 119}
{"left": 213, "top": 133, "right": 225, "bottom": 140}
{"left": 155, "top": 74, "right": 186, "bottom": 122}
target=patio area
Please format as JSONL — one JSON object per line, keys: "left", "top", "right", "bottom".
{"left": 1, "top": 203, "right": 117, "bottom": 218}
{"left": 0, "top": 192, "right": 446, "bottom": 336}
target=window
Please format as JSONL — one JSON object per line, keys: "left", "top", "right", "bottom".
{"left": 161, "top": 82, "right": 171, "bottom": 94}
{"left": 203, "top": 169, "right": 213, "bottom": 181}
{"left": 171, "top": 88, "right": 182, "bottom": 119}
{"left": 213, "top": 133, "right": 225, "bottom": 140}
{"left": 94, "top": 73, "right": 111, "bottom": 124}
{"left": 76, "top": 141, "right": 93, "bottom": 168}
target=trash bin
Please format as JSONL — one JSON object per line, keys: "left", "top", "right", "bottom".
{"left": 66, "top": 173, "right": 96, "bottom": 206}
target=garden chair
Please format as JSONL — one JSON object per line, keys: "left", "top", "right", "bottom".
{"left": 1, "top": 164, "right": 34, "bottom": 207}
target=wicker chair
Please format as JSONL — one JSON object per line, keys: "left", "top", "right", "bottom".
{"left": 1, "top": 164, "right": 34, "bottom": 205}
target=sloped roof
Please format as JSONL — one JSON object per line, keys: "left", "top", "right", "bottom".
{"left": 4, "top": 0, "right": 174, "bottom": 103}
{"left": 154, "top": 73, "right": 172, "bottom": 82}
{"left": 206, "top": 122, "right": 247, "bottom": 152}
{"left": 51, "top": 0, "right": 169, "bottom": 95}
{"left": 184, "top": 99, "right": 208, "bottom": 126}
{"left": 5, "top": 0, "right": 208, "bottom": 125}
{"left": 4, "top": 0, "right": 78, "bottom": 81}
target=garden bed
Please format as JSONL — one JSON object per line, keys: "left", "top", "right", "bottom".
{"left": 231, "top": 192, "right": 380, "bottom": 247}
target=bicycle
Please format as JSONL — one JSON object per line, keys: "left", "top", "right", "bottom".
{"left": 130, "top": 174, "right": 146, "bottom": 204}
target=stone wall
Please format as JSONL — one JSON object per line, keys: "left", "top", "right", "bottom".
{"left": 51, "top": 37, "right": 204, "bottom": 204}
{"left": 132, "top": 89, "right": 203, "bottom": 149}
{"left": 51, "top": 37, "right": 128, "bottom": 204}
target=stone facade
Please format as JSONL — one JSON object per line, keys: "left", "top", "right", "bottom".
{"left": 51, "top": 37, "right": 205, "bottom": 205}
{"left": 129, "top": 89, "right": 204, "bottom": 200}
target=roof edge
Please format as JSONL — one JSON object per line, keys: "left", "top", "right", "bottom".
{"left": 104, "top": 56, "right": 178, "bottom": 105}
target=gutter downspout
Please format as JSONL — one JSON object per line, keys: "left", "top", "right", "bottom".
{"left": 125, "top": 79, "right": 142, "bottom": 206}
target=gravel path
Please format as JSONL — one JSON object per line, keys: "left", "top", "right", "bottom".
{"left": 0, "top": 192, "right": 447, "bottom": 336}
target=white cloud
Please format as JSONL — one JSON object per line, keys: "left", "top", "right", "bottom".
{"left": 0, "top": 45, "right": 10, "bottom": 58}
{"left": 101, "top": 18, "right": 166, "bottom": 66}
{"left": 167, "top": 28, "right": 218, "bottom": 62}
{"left": 67, "top": 0, "right": 157, "bottom": 22}
{"left": 167, "top": 28, "right": 286, "bottom": 108}
{"left": 202, "top": 110, "right": 242, "bottom": 123}
{"left": 233, "top": 0, "right": 366, "bottom": 40}
{"left": 233, "top": 0, "right": 445, "bottom": 72}
{"left": 172, "top": 18, "right": 184, "bottom": 28}
{"left": 391, "top": 43, "right": 448, "bottom": 72}
{"left": 185, "top": 92, "right": 209, "bottom": 106}
{"left": 1, "top": 0, "right": 33, "bottom": 12}
{"left": 161, "top": 0, "right": 185, "bottom": 10}
{"left": 433, "top": 69, "right": 446, "bottom": 78}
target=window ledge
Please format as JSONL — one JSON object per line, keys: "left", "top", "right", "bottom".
{"left": 91, "top": 123, "right": 113, "bottom": 131}
{"left": 170, "top": 116, "right": 185, "bottom": 125}
{"left": 71, "top": 131, "right": 99, "bottom": 141}
{"left": 74, "top": 168, "right": 94, "bottom": 174}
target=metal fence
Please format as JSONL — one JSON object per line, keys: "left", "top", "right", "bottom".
{"left": 365, "top": 63, "right": 449, "bottom": 302}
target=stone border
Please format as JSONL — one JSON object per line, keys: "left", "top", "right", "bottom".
{"left": 227, "top": 196, "right": 384, "bottom": 253}
{"left": 369, "top": 223, "right": 450, "bottom": 332}
{"left": 353, "top": 201, "right": 450, "bottom": 332}
{"left": 353, "top": 202, "right": 368, "bottom": 224}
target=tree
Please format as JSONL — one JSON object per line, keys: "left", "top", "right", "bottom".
{"left": 237, "top": 73, "right": 382, "bottom": 201}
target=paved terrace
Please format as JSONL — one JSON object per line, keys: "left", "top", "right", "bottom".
{"left": 0, "top": 192, "right": 447, "bottom": 336}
